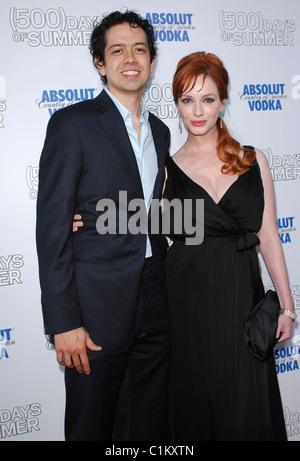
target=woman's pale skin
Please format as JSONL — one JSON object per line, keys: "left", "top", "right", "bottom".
{"left": 74, "top": 74, "right": 294, "bottom": 342}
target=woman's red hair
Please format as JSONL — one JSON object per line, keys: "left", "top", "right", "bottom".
{"left": 172, "top": 52, "right": 256, "bottom": 175}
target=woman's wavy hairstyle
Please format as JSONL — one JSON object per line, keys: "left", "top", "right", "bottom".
{"left": 173, "top": 52, "right": 256, "bottom": 175}
{"left": 90, "top": 10, "right": 157, "bottom": 85}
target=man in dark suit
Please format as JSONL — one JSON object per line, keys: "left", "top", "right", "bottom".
{"left": 36, "top": 11, "right": 171, "bottom": 441}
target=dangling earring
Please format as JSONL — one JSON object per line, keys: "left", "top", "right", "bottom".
{"left": 219, "top": 105, "right": 224, "bottom": 129}
{"left": 178, "top": 115, "right": 182, "bottom": 134}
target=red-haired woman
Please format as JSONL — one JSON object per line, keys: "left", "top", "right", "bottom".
{"left": 164, "top": 52, "right": 293, "bottom": 441}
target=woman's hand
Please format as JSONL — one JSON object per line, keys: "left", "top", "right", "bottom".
{"left": 276, "top": 314, "right": 293, "bottom": 343}
{"left": 73, "top": 214, "right": 83, "bottom": 232}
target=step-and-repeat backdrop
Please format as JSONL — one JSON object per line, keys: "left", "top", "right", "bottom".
{"left": 1, "top": 0, "right": 299, "bottom": 441}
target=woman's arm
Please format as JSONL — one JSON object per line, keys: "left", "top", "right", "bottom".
{"left": 256, "top": 148, "right": 295, "bottom": 342}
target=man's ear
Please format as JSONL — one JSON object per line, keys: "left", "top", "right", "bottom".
{"left": 94, "top": 57, "right": 105, "bottom": 76}
{"left": 150, "top": 57, "right": 156, "bottom": 75}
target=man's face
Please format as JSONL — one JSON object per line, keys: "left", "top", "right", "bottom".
{"left": 95, "top": 22, "right": 155, "bottom": 100}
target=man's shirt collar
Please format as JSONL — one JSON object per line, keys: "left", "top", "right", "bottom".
{"left": 104, "top": 87, "right": 149, "bottom": 123}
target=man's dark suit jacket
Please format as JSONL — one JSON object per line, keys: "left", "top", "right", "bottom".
{"left": 36, "top": 89, "right": 170, "bottom": 354}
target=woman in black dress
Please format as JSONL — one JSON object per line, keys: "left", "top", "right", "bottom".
{"left": 164, "top": 52, "right": 294, "bottom": 441}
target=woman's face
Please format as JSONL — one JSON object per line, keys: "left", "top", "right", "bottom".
{"left": 177, "top": 74, "right": 224, "bottom": 138}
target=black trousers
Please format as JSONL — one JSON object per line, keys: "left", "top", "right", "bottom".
{"left": 64, "top": 258, "right": 171, "bottom": 441}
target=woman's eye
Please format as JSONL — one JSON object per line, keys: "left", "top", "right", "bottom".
{"left": 182, "top": 98, "right": 192, "bottom": 104}
{"left": 204, "top": 98, "right": 214, "bottom": 103}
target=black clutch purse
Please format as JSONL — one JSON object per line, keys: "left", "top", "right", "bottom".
{"left": 244, "top": 290, "right": 280, "bottom": 361}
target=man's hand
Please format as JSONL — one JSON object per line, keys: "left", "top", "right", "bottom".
{"left": 54, "top": 327, "right": 102, "bottom": 375}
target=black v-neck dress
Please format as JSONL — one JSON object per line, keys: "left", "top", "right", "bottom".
{"left": 164, "top": 154, "right": 287, "bottom": 441}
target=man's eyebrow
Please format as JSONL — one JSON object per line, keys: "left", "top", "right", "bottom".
{"left": 107, "top": 42, "right": 148, "bottom": 51}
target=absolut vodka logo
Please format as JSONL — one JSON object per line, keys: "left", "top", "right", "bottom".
{"left": 277, "top": 216, "right": 296, "bottom": 244}
{"left": 36, "top": 88, "right": 96, "bottom": 116}
{"left": 146, "top": 12, "right": 195, "bottom": 42}
{"left": 275, "top": 338, "right": 300, "bottom": 375}
{"left": 239, "top": 83, "right": 287, "bottom": 111}
{"left": 0, "top": 328, "right": 15, "bottom": 360}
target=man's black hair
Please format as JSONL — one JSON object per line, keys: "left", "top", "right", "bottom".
{"left": 90, "top": 10, "right": 157, "bottom": 85}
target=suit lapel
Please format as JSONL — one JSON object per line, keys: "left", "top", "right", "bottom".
{"left": 94, "top": 90, "right": 144, "bottom": 198}
{"left": 93, "top": 91, "right": 167, "bottom": 204}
